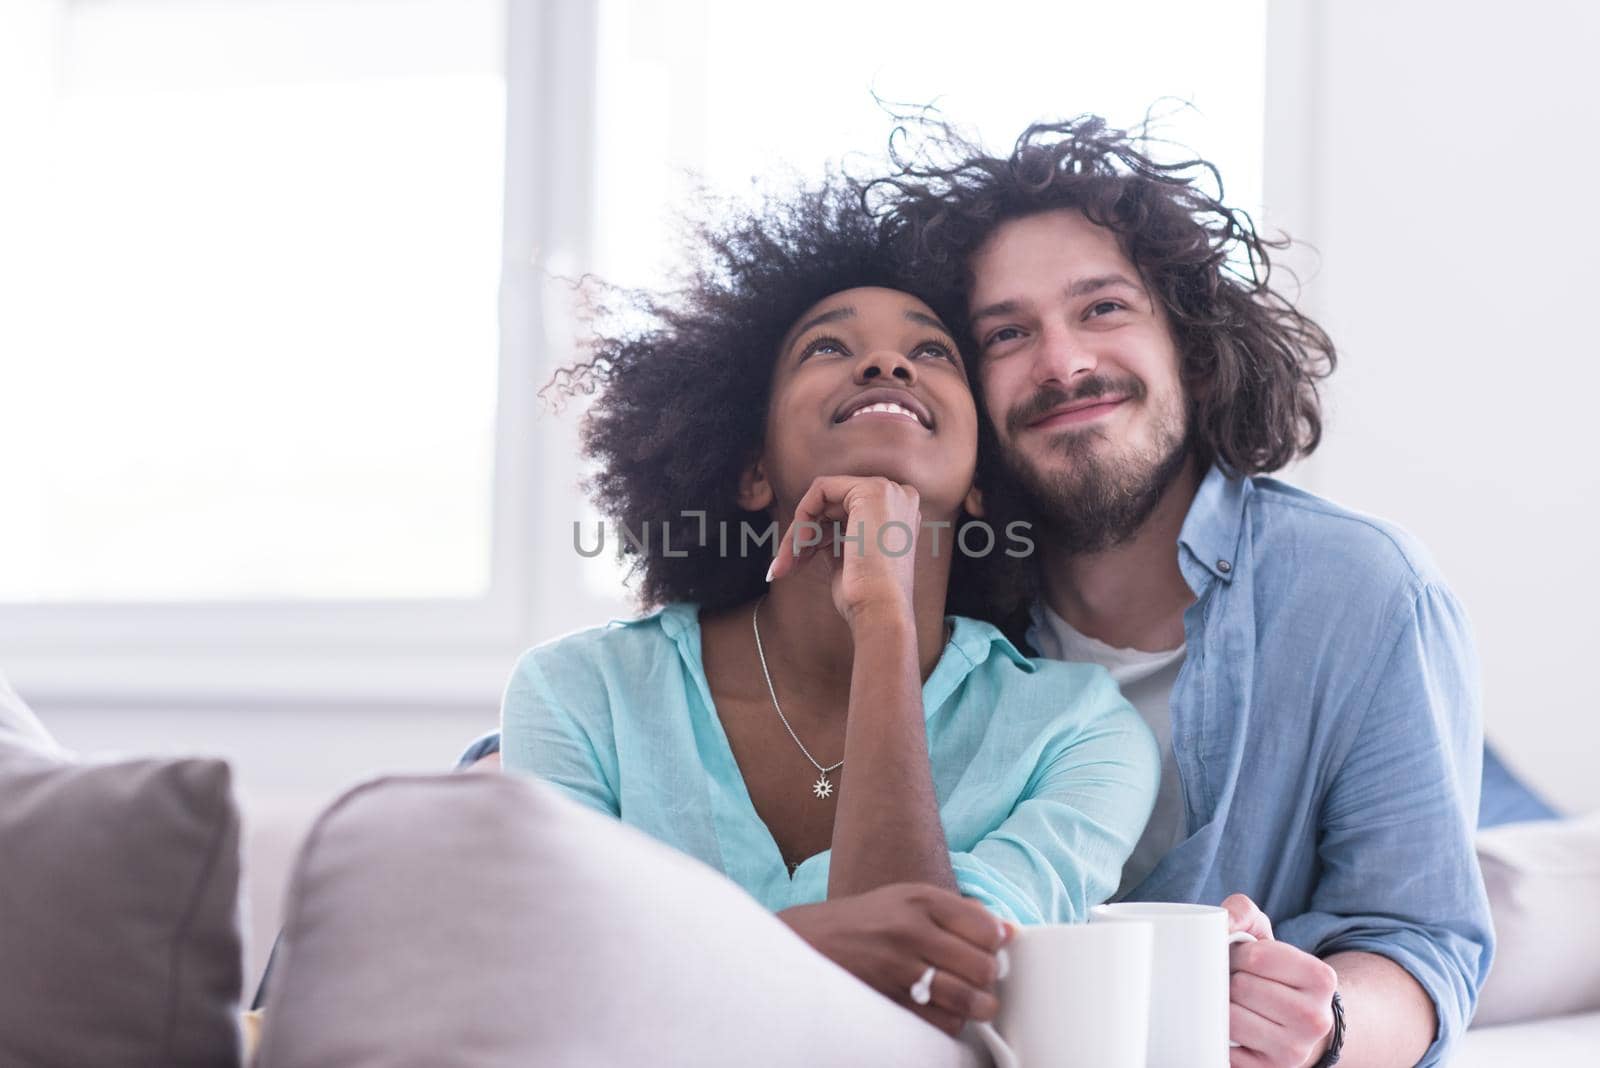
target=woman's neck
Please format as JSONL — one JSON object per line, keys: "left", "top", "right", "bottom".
{"left": 746, "top": 543, "right": 954, "bottom": 710}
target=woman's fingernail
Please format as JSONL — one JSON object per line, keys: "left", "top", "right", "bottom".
{"left": 765, "top": 558, "right": 777, "bottom": 583}
{"left": 996, "top": 948, "right": 1011, "bottom": 980}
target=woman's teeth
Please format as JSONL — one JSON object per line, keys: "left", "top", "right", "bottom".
{"left": 848, "top": 402, "right": 921, "bottom": 424}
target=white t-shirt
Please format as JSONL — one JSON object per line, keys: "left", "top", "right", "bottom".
{"left": 1027, "top": 603, "right": 1186, "bottom": 899}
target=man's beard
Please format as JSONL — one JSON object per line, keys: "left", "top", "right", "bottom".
{"left": 999, "top": 377, "right": 1191, "bottom": 555}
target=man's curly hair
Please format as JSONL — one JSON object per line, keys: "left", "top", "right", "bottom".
{"left": 866, "top": 114, "right": 1336, "bottom": 477}
{"left": 550, "top": 180, "right": 1010, "bottom": 617}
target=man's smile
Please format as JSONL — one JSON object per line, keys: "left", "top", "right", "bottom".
{"left": 1026, "top": 395, "right": 1129, "bottom": 431}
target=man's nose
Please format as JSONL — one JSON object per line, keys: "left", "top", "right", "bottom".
{"left": 1032, "top": 324, "right": 1096, "bottom": 387}
{"left": 856, "top": 349, "right": 915, "bottom": 384}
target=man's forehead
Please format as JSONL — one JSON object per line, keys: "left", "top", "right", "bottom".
{"left": 969, "top": 272, "right": 1143, "bottom": 324}
{"left": 968, "top": 209, "right": 1135, "bottom": 305}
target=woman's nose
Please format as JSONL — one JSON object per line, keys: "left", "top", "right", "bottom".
{"left": 856, "top": 350, "right": 915, "bottom": 383}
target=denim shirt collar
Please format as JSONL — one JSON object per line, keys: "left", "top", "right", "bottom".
{"left": 1176, "top": 464, "right": 1251, "bottom": 597}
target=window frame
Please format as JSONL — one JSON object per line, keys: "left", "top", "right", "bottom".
{"left": 0, "top": 0, "right": 627, "bottom": 708}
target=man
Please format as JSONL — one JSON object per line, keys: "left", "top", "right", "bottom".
{"left": 873, "top": 116, "right": 1492, "bottom": 1068}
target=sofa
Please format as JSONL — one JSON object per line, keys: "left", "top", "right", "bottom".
{"left": 240, "top": 780, "right": 1600, "bottom": 1066}
{"left": 5, "top": 674, "right": 1599, "bottom": 1065}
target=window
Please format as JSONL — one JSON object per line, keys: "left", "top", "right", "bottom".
{"left": 0, "top": 0, "right": 505, "bottom": 603}
{"left": 1, "top": 0, "right": 1273, "bottom": 705}
{"left": 0, "top": 1, "right": 615, "bottom": 706}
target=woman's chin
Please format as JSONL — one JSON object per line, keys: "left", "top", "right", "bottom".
{"left": 804, "top": 455, "right": 973, "bottom": 513}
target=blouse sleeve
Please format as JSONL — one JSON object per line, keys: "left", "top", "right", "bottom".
{"left": 950, "top": 672, "right": 1159, "bottom": 924}
{"left": 499, "top": 646, "right": 620, "bottom": 817}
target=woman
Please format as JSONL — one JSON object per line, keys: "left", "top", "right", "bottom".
{"left": 500, "top": 183, "right": 1158, "bottom": 1037}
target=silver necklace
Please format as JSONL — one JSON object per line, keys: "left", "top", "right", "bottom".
{"left": 752, "top": 596, "right": 843, "bottom": 800}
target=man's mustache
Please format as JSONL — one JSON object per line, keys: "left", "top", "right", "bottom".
{"left": 1004, "top": 376, "right": 1146, "bottom": 436}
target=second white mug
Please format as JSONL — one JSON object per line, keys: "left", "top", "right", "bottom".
{"left": 1089, "top": 902, "right": 1255, "bottom": 1068}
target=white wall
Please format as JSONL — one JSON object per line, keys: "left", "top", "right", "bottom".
{"left": 1269, "top": 0, "right": 1600, "bottom": 812}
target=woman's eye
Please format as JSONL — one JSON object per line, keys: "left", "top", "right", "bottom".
{"left": 801, "top": 337, "right": 849, "bottom": 360}
{"left": 1085, "top": 300, "right": 1124, "bottom": 318}
{"left": 913, "top": 341, "right": 956, "bottom": 361}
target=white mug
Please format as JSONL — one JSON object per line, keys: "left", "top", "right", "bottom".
{"left": 1089, "top": 902, "right": 1256, "bottom": 1068}
{"left": 970, "top": 921, "right": 1153, "bottom": 1068}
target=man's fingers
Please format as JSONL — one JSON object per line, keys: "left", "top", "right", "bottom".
{"left": 1228, "top": 959, "right": 1336, "bottom": 1068}
{"left": 1230, "top": 940, "right": 1338, "bottom": 996}
{"left": 1228, "top": 1039, "right": 1275, "bottom": 1068}
{"left": 1228, "top": 1000, "right": 1291, "bottom": 1063}
{"left": 1220, "top": 893, "right": 1274, "bottom": 941}
{"left": 1230, "top": 969, "right": 1325, "bottom": 1029}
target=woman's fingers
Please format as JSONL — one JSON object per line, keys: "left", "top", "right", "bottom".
{"left": 768, "top": 477, "right": 852, "bottom": 581}
{"left": 911, "top": 1001, "right": 967, "bottom": 1038}
{"left": 767, "top": 475, "right": 922, "bottom": 583}
{"left": 913, "top": 964, "right": 1000, "bottom": 1025}
{"left": 900, "top": 891, "right": 1006, "bottom": 1022}
{"left": 917, "top": 926, "right": 1004, "bottom": 992}
{"left": 928, "top": 893, "right": 1009, "bottom": 956}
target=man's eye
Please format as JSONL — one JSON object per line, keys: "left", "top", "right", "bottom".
{"left": 984, "top": 326, "right": 1025, "bottom": 348}
{"left": 1085, "top": 300, "right": 1124, "bottom": 318}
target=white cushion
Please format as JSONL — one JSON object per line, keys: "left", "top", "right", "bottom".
{"left": 1473, "top": 812, "right": 1600, "bottom": 1026}
{"left": 1456, "top": 1009, "right": 1600, "bottom": 1067}
{"left": 255, "top": 772, "right": 982, "bottom": 1068}
{"left": 0, "top": 670, "right": 60, "bottom": 754}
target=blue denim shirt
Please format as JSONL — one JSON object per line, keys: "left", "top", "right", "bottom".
{"left": 1039, "top": 466, "right": 1492, "bottom": 1067}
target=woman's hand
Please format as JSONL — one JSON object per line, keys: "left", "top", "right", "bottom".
{"left": 767, "top": 475, "right": 922, "bottom": 627}
{"left": 777, "top": 883, "right": 1012, "bottom": 1037}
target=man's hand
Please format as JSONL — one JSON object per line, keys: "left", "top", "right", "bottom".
{"left": 1224, "top": 894, "right": 1338, "bottom": 1068}
{"left": 778, "top": 883, "right": 1011, "bottom": 1037}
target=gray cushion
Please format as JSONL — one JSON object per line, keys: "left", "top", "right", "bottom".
{"left": 256, "top": 773, "right": 978, "bottom": 1068}
{"left": 0, "top": 738, "right": 244, "bottom": 1067}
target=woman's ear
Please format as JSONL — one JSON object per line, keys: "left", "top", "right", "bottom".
{"left": 737, "top": 457, "right": 775, "bottom": 511}
{"left": 962, "top": 484, "right": 985, "bottom": 519}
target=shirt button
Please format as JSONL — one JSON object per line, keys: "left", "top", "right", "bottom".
{"left": 1217, "top": 559, "right": 1232, "bottom": 573}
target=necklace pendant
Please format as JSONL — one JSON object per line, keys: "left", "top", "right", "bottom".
{"left": 811, "top": 774, "right": 834, "bottom": 800}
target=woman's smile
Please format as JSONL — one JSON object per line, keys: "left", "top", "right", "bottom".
{"left": 833, "top": 387, "right": 934, "bottom": 430}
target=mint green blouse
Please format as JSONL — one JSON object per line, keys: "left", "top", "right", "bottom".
{"left": 500, "top": 603, "right": 1159, "bottom": 924}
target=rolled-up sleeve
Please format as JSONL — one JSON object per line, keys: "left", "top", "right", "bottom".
{"left": 1276, "top": 582, "right": 1493, "bottom": 1067}
{"left": 951, "top": 680, "right": 1159, "bottom": 925}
